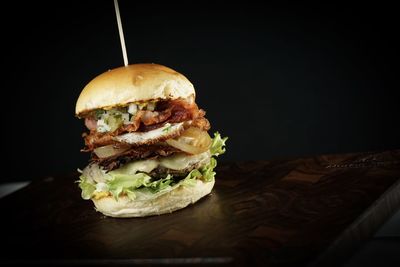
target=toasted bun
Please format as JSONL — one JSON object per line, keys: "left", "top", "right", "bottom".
{"left": 75, "top": 63, "right": 195, "bottom": 116}
{"left": 92, "top": 179, "right": 214, "bottom": 218}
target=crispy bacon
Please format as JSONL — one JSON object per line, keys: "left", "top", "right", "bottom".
{"left": 141, "top": 109, "right": 172, "bottom": 125}
{"left": 82, "top": 132, "right": 116, "bottom": 151}
{"left": 82, "top": 99, "right": 210, "bottom": 151}
{"left": 83, "top": 117, "right": 210, "bottom": 151}
{"left": 85, "top": 117, "right": 97, "bottom": 131}
{"left": 191, "top": 115, "right": 210, "bottom": 130}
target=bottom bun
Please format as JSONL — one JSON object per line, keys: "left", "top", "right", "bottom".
{"left": 92, "top": 179, "right": 215, "bottom": 218}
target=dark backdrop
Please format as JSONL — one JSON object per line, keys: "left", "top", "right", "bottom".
{"left": 2, "top": 1, "right": 399, "bottom": 182}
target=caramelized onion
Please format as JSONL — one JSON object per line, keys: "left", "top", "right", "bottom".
{"left": 93, "top": 145, "right": 130, "bottom": 159}
{"left": 166, "top": 127, "right": 211, "bottom": 155}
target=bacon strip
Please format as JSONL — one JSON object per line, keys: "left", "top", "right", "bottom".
{"left": 82, "top": 99, "right": 210, "bottom": 151}
{"left": 83, "top": 117, "right": 210, "bottom": 151}
{"left": 85, "top": 118, "right": 97, "bottom": 131}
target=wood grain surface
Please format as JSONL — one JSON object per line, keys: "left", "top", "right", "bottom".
{"left": 1, "top": 150, "right": 399, "bottom": 266}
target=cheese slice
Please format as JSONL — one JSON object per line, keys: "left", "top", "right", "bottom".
{"left": 110, "top": 151, "right": 211, "bottom": 175}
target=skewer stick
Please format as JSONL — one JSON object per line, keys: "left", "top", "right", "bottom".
{"left": 114, "top": 0, "right": 128, "bottom": 66}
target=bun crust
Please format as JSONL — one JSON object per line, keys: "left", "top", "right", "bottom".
{"left": 92, "top": 179, "right": 214, "bottom": 218}
{"left": 76, "top": 63, "right": 195, "bottom": 116}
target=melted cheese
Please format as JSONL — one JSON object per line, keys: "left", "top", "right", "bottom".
{"left": 160, "top": 152, "right": 210, "bottom": 170}
{"left": 114, "top": 159, "right": 159, "bottom": 175}
{"left": 110, "top": 151, "right": 211, "bottom": 176}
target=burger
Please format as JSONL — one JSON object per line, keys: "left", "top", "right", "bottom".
{"left": 75, "top": 63, "right": 227, "bottom": 217}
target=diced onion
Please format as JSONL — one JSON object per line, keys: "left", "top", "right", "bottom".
{"left": 128, "top": 104, "right": 138, "bottom": 115}
{"left": 147, "top": 102, "right": 156, "bottom": 111}
{"left": 96, "top": 119, "right": 111, "bottom": 133}
{"left": 166, "top": 127, "right": 211, "bottom": 155}
{"left": 93, "top": 145, "right": 130, "bottom": 159}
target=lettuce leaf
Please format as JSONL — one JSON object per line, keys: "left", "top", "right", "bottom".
{"left": 210, "top": 132, "right": 228, "bottom": 156}
{"left": 107, "top": 172, "right": 151, "bottom": 200}
{"left": 200, "top": 157, "right": 217, "bottom": 182}
{"left": 107, "top": 173, "right": 174, "bottom": 200}
{"left": 77, "top": 175, "right": 96, "bottom": 200}
{"left": 181, "top": 169, "right": 202, "bottom": 187}
{"left": 148, "top": 175, "right": 174, "bottom": 192}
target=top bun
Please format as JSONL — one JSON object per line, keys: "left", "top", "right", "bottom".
{"left": 75, "top": 63, "right": 195, "bottom": 116}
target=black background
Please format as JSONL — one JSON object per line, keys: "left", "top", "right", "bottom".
{"left": 2, "top": 1, "right": 399, "bottom": 182}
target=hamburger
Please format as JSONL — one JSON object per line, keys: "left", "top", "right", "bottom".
{"left": 75, "top": 63, "right": 227, "bottom": 217}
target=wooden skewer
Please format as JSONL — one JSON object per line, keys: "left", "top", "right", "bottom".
{"left": 114, "top": 0, "right": 128, "bottom": 66}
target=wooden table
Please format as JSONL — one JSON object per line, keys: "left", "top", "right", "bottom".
{"left": 1, "top": 150, "right": 399, "bottom": 266}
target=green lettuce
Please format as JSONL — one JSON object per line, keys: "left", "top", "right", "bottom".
{"left": 77, "top": 175, "right": 95, "bottom": 200}
{"left": 78, "top": 132, "right": 227, "bottom": 201}
{"left": 210, "top": 132, "right": 228, "bottom": 156}
{"left": 200, "top": 157, "right": 217, "bottom": 182}
{"left": 107, "top": 172, "right": 175, "bottom": 200}
{"left": 108, "top": 172, "right": 151, "bottom": 200}
{"left": 181, "top": 169, "right": 202, "bottom": 187}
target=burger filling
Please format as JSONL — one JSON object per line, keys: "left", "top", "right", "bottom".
{"left": 78, "top": 98, "right": 227, "bottom": 201}
{"left": 82, "top": 98, "right": 210, "bottom": 150}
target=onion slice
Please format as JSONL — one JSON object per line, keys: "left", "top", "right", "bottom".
{"left": 93, "top": 145, "right": 130, "bottom": 159}
{"left": 166, "top": 127, "right": 211, "bottom": 155}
